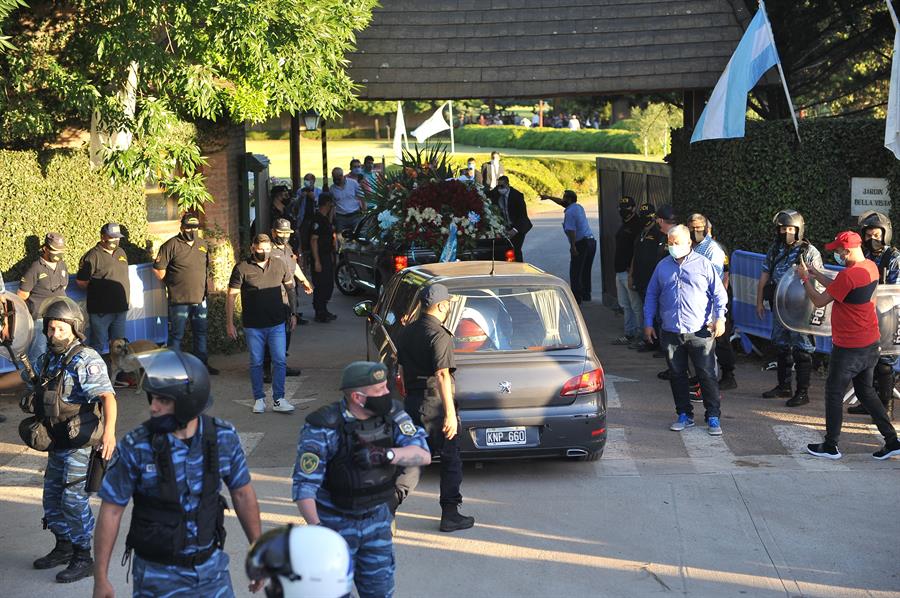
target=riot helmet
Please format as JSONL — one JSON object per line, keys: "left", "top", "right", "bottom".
{"left": 39, "top": 296, "right": 86, "bottom": 341}
{"left": 134, "top": 349, "right": 211, "bottom": 425}
{"left": 773, "top": 209, "right": 805, "bottom": 245}
{"left": 858, "top": 210, "right": 892, "bottom": 247}
{"left": 246, "top": 524, "right": 353, "bottom": 598}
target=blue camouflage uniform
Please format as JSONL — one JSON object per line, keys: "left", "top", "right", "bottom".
{"left": 292, "top": 399, "right": 428, "bottom": 598}
{"left": 762, "top": 241, "right": 823, "bottom": 351}
{"left": 866, "top": 247, "right": 900, "bottom": 373}
{"left": 99, "top": 416, "right": 251, "bottom": 597}
{"left": 23, "top": 345, "right": 113, "bottom": 549}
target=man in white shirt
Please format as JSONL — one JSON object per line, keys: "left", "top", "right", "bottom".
{"left": 330, "top": 167, "right": 365, "bottom": 234}
{"left": 480, "top": 151, "right": 504, "bottom": 191}
{"left": 568, "top": 115, "right": 581, "bottom": 131}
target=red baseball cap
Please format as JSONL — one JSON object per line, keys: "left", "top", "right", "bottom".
{"left": 825, "top": 231, "right": 862, "bottom": 250}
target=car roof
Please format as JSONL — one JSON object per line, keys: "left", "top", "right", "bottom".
{"left": 410, "top": 261, "right": 545, "bottom": 279}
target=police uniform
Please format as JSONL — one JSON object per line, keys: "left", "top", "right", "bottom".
{"left": 99, "top": 415, "right": 251, "bottom": 596}
{"left": 291, "top": 366, "right": 428, "bottom": 598}
{"left": 19, "top": 252, "right": 69, "bottom": 365}
{"left": 309, "top": 211, "right": 335, "bottom": 320}
{"left": 859, "top": 242, "right": 900, "bottom": 418}
{"left": 22, "top": 343, "right": 113, "bottom": 554}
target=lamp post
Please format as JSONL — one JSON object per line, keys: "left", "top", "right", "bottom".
{"left": 289, "top": 110, "right": 320, "bottom": 193}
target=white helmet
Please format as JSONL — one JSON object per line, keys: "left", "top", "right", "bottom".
{"left": 246, "top": 524, "right": 353, "bottom": 598}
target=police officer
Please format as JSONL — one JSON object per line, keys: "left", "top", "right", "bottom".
{"left": 92, "top": 349, "right": 263, "bottom": 597}
{"left": 0, "top": 296, "right": 117, "bottom": 583}
{"left": 756, "top": 210, "right": 823, "bottom": 407}
{"left": 18, "top": 232, "right": 69, "bottom": 366}
{"left": 292, "top": 361, "right": 430, "bottom": 598}
{"left": 849, "top": 211, "right": 900, "bottom": 420}
{"left": 310, "top": 194, "right": 337, "bottom": 323}
{"left": 393, "top": 284, "right": 475, "bottom": 532}
{"left": 153, "top": 213, "right": 218, "bottom": 375}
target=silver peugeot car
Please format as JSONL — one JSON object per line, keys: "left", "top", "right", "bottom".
{"left": 354, "top": 261, "right": 607, "bottom": 461}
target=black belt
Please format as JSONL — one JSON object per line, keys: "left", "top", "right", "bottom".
{"left": 135, "top": 544, "right": 217, "bottom": 568}
{"left": 318, "top": 504, "right": 380, "bottom": 520}
{"left": 576, "top": 236, "right": 595, "bottom": 241}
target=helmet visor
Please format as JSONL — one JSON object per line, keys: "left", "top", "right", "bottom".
{"left": 133, "top": 349, "right": 190, "bottom": 397}
{"left": 246, "top": 526, "right": 294, "bottom": 582}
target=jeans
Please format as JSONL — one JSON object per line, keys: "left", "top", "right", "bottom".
{"left": 167, "top": 301, "right": 208, "bottom": 363}
{"left": 88, "top": 311, "right": 127, "bottom": 353}
{"left": 824, "top": 342, "right": 898, "bottom": 446}
{"left": 662, "top": 329, "right": 721, "bottom": 419}
{"left": 615, "top": 271, "right": 643, "bottom": 336}
{"left": 569, "top": 237, "right": 596, "bottom": 303}
{"left": 245, "top": 324, "right": 286, "bottom": 401}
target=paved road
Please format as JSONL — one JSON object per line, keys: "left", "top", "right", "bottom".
{"left": 1, "top": 210, "right": 898, "bottom": 597}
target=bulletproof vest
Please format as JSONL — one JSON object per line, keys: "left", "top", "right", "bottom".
{"left": 125, "top": 415, "right": 228, "bottom": 566}
{"left": 308, "top": 402, "right": 398, "bottom": 511}
{"left": 33, "top": 344, "right": 103, "bottom": 449}
{"left": 872, "top": 247, "right": 899, "bottom": 284}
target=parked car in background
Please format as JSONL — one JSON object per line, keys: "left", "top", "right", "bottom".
{"left": 354, "top": 261, "right": 607, "bottom": 461}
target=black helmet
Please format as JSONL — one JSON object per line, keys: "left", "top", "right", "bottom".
{"left": 858, "top": 210, "right": 892, "bottom": 246}
{"left": 39, "top": 297, "right": 86, "bottom": 340}
{"left": 135, "top": 349, "right": 211, "bottom": 425}
{"left": 773, "top": 209, "right": 805, "bottom": 242}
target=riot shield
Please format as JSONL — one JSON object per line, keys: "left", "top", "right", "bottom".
{"left": 774, "top": 268, "right": 834, "bottom": 337}
{"left": 0, "top": 291, "right": 34, "bottom": 360}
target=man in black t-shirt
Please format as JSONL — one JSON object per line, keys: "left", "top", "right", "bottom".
{"left": 153, "top": 213, "right": 218, "bottom": 375}
{"left": 76, "top": 223, "right": 130, "bottom": 357}
{"left": 309, "top": 194, "right": 337, "bottom": 323}
{"left": 18, "top": 232, "right": 69, "bottom": 364}
{"left": 227, "top": 234, "right": 296, "bottom": 415}
{"left": 612, "top": 197, "right": 644, "bottom": 345}
{"left": 630, "top": 205, "right": 676, "bottom": 352}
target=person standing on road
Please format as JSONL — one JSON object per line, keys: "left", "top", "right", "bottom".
{"left": 797, "top": 232, "right": 900, "bottom": 460}
{"left": 226, "top": 234, "right": 296, "bottom": 414}
{"left": 92, "top": 349, "right": 264, "bottom": 597}
{"left": 292, "top": 361, "right": 431, "bottom": 598}
{"left": 152, "top": 213, "right": 219, "bottom": 375}
{"left": 310, "top": 194, "right": 337, "bottom": 324}
{"left": 18, "top": 232, "right": 69, "bottom": 365}
{"left": 627, "top": 202, "right": 659, "bottom": 350}
{"left": 756, "top": 210, "right": 822, "bottom": 407}
{"left": 330, "top": 167, "right": 365, "bottom": 234}
{"left": 487, "top": 175, "right": 532, "bottom": 262}
{"left": 644, "top": 225, "right": 728, "bottom": 436}
{"left": 540, "top": 190, "right": 596, "bottom": 304}
{"left": 612, "top": 197, "right": 644, "bottom": 345}
{"left": 392, "top": 284, "right": 475, "bottom": 532}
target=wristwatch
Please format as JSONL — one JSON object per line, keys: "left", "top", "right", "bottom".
{"left": 385, "top": 449, "right": 396, "bottom": 463}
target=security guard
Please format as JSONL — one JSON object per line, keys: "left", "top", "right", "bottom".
{"left": 92, "top": 349, "right": 263, "bottom": 597}
{"left": 0, "top": 296, "right": 117, "bottom": 583}
{"left": 393, "top": 283, "right": 475, "bottom": 532}
{"left": 756, "top": 209, "right": 823, "bottom": 407}
{"left": 292, "top": 361, "right": 430, "bottom": 598}
{"left": 18, "top": 232, "right": 68, "bottom": 365}
{"left": 76, "top": 223, "right": 130, "bottom": 359}
{"left": 849, "top": 211, "right": 900, "bottom": 420}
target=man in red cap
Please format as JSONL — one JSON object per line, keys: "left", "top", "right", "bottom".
{"left": 797, "top": 231, "right": 900, "bottom": 460}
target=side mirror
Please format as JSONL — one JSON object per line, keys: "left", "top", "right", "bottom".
{"left": 353, "top": 300, "right": 375, "bottom": 318}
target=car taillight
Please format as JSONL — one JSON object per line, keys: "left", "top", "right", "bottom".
{"left": 505, "top": 249, "right": 515, "bottom": 262}
{"left": 394, "top": 370, "right": 406, "bottom": 398}
{"left": 560, "top": 368, "right": 604, "bottom": 397}
{"left": 393, "top": 255, "right": 408, "bottom": 271}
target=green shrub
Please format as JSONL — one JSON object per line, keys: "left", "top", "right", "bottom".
{"left": 455, "top": 125, "right": 640, "bottom": 154}
{"left": 0, "top": 149, "right": 149, "bottom": 281}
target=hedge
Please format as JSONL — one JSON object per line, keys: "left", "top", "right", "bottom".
{"left": 0, "top": 149, "right": 150, "bottom": 281}
{"left": 448, "top": 154, "right": 597, "bottom": 202}
{"left": 454, "top": 125, "right": 641, "bottom": 154}
{"left": 669, "top": 117, "right": 900, "bottom": 256}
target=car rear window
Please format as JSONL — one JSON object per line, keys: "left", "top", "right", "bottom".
{"left": 446, "top": 286, "right": 582, "bottom": 352}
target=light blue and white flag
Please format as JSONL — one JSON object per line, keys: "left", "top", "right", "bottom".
{"left": 439, "top": 223, "right": 458, "bottom": 262}
{"left": 692, "top": 2, "right": 796, "bottom": 143}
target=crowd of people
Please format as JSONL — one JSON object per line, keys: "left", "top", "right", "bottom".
{"left": 467, "top": 111, "right": 606, "bottom": 130}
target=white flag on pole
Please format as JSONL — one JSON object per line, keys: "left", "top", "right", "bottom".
{"left": 412, "top": 102, "right": 451, "bottom": 144}
{"left": 885, "top": 0, "right": 900, "bottom": 159}
{"left": 393, "top": 101, "right": 409, "bottom": 163}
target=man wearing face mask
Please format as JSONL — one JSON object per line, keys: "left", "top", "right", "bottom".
{"left": 756, "top": 210, "right": 822, "bottom": 407}
{"left": 644, "top": 225, "right": 728, "bottom": 436}
{"left": 0, "top": 296, "right": 117, "bottom": 583}
{"left": 459, "top": 157, "right": 482, "bottom": 185}
{"left": 227, "top": 234, "right": 296, "bottom": 414}
{"left": 330, "top": 167, "right": 365, "bottom": 235}
{"left": 310, "top": 194, "right": 338, "bottom": 323}
{"left": 153, "top": 213, "right": 219, "bottom": 375}
{"left": 612, "top": 197, "right": 644, "bottom": 345}
{"left": 92, "top": 349, "right": 263, "bottom": 597}
{"left": 481, "top": 151, "right": 504, "bottom": 191}
{"left": 797, "top": 232, "right": 900, "bottom": 460}
{"left": 487, "top": 175, "right": 532, "bottom": 262}
{"left": 292, "top": 361, "right": 430, "bottom": 598}
{"left": 392, "top": 284, "right": 474, "bottom": 532}
{"left": 19, "top": 232, "right": 69, "bottom": 365}
{"left": 76, "top": 223, "right": 130, "bottom": 375}
{"left": 849, "top": 211, "right": 899, "bottom": 420}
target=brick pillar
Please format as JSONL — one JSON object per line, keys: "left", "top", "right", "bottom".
{"left": 199, "top": 122, "right": 246, "bottom": 251}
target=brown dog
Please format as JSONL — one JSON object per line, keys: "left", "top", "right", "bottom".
{"left": 108, "top": 338, "right": 160, "bottom": 386}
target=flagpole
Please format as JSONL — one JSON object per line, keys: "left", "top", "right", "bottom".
{"left": 759, "top": 0, "right": 801, "bottom": 142}
{"left": 448, "top": 101, "right": 455, "bottom": 154}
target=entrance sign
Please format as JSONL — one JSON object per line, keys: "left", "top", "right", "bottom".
{"left": 850, "top": 178, "right": 891, "bottom": 216}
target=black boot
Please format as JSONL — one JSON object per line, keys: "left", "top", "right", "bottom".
{"left": 762, "top": 384, "right": 791, "bottom": 399}
{"left": 786, "top": 388, "right": 810, "bottom": 407}
{"left": 33, "top": 536, "right": 73, "bottom": 570}
{"left": 718, "top": 371, "right": 737, "bottom": 391}
{"left": 763, "top": 351, "right": 793, "bottom": 398}
{"left": 847, "top": 403, "right": 869, "bottom": 415}
{"left": 55, "top": 546, "right": 92, "bottom": 583}
{"left": 439, "top": 504, "right": 475, "bottom": 532}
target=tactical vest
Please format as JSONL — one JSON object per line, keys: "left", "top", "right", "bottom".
{"left": 125, "top": 415, "right": 228, "bottom": 567}
{"left": 307, "top": 402, "right": 399, "bottom": 511}
{"left": 873, "top": 247, "right": 899, "bottom": 284}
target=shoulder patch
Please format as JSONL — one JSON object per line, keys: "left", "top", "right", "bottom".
{"left": 299, "top": 452, "right": 320, "bottom": 474}
{"left": 38, "top": 272, "right": 48, "bottom": 279}
{"left": 86, "top": 363, "right": 103, "bottom": 377}
{"left": 399, "top": 420, "right": 417, "bottom": 436}
{"left": 199, "top": 246, "right": 207, "bottom": 253}
{"left": 118, "top": 256, "right": 127, "bottom": 262}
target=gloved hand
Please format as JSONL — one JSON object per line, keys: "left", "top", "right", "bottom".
{"left": 353, "top": 440, "right": 389, "bottom": 469}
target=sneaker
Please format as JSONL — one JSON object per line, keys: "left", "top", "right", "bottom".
{"left": 628, "top": 339, "right": 646, "bottom": 350}
{"left": 273, "top": 399, "right": 295, "bottom": 413}
{"left": 707, "top": 417, "right": 723, "bottom": 436}
{"left": 786, "top": 390, "right": 810, "bottom": 407}
{"left": 325, "top": 311, "right": 338, "bottom": 321}
{"left": 612, "top": 335, "right": 632, "bottom": 345}
{"left": 873, "top": 438, "right": 900, "bottom": 460}
{"left": 807, "top": 442, "right": 842, "bottom": 460}
{"left": 637, "top": 342, "right": 657, "bottom": 353}
{"left": 657, "top": 369, "right": 671, "bottom": 380}
{"left": 252, "top": 399, "right": 266, "bottom": 414}
{"left": 285, "top": 367, "right": 302, "bottom": 377}
{"left": 669, "top": 413, "right": 695, "bottom": 431}
{"left": 847, "top": 403, "right": 869, "bottom": 415}
{"left": 718, "top": 373, "right": 737, "bottom": 391}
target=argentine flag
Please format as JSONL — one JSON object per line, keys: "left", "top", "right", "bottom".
{"left": 691, "top": 5, "right": 782, "bottom": 143}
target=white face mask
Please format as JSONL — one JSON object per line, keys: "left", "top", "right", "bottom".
{"left": 668, "top": 243, "right": 690, "bottom": 260}
{"left": 492, "top": 157, "right": 499, "bottom": 165}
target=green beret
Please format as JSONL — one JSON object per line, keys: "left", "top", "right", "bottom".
{"left": 340, "top": 361, "right": 388, "bottom": 390}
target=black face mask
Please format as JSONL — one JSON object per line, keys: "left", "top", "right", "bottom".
{"left": 865, "top": 238, "right": 885, "bottom": 254}
{"left": 181, "top": 230, "right": 196, "bottom": 242}
{"left": 146, "top": 414, "right": 180, "bottom": 434}
{"left": 253, "top": 250, "right": 270, "bottom": 263}
{"left": 619, "top": 208, "right": 633, "bottom": 220}
{"left": 274, "top": 235, "right": 290, "bottom": 246}
{"left": 691, "top": 229, "right": 706, "bottom": 244}
{"left": 363, "top": 393, "right": 393, "bottom": 416}
{"left": 48, "top": 336, "right": 73, "bottom": 354}
{"left": 779, "top": 231, "right": 797, "bottom": 245}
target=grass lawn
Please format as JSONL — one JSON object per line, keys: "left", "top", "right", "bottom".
{"left": 245, "top": 137, "right": 662, "bottom": 179}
